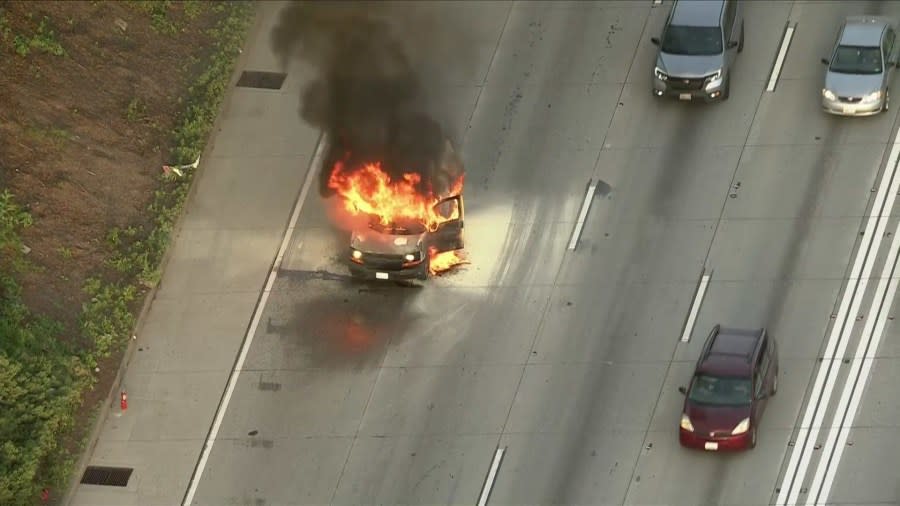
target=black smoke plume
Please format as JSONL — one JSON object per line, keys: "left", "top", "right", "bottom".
{"left": 270, "top": 1, "right": 475, "bottom": 198}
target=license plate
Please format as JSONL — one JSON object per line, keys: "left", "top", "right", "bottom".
{"left": 842, "top": 105, "right": 853, "bottom": 113}
{"left": 679, "top": 93, "right": 692, "bottom": 101}
{"left": 375, "top": 272, "right": 389, "bottom": 280}
{"left": 704, "top": 442, "right": 719, "bottom": 451}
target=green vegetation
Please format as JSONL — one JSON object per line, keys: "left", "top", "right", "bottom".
{"left": 12, "top": 16, "right": 66, "bottom": 57}
{"left": 24, "top": 124, "right": 74, "bottom": 150}
{"left": 0, "top": 191, "right": 91, "bottom": 503}
{"left": 0, "top": 2, "right": 254, "bottom": 502}
{"left": 125, "top": 97, "right": 148, "bottom": 123}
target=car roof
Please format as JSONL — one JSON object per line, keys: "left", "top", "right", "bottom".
{"left": 696, "top": 326, "right": 763, "bottom": 378}
{"left": 840, "top": 16, "right": 889, "bottom": 47}
{"left": 671, "top": 0, "right": 725, "bottom": 28}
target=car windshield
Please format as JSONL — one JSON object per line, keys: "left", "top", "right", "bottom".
{"left": 688, "top": 374, "right": 752, "bottom": 406}
{"left": 367, "top": 216, "right": 426, "bottom": 236}
{"left": 830, "top": 45, "right": 883, "bottom": 74}
{"left": 661, "top": 25, "right": 723, "bottom": 55}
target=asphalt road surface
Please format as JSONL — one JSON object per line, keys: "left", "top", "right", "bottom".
{"left": 187, "top": 1, "right": 900, "bottom": 505}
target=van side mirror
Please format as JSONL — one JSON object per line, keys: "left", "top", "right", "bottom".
{"left": 678, "top": 386, "right": 687, "bottom": 395}
{"left": 821, "top": 58, "right": 830, "bottom": 65}
{"left": 727, "top": 40, "right": 739, "bottom": 49}
{"left": 651, "top": 37, "right": 660, "bottom": 46}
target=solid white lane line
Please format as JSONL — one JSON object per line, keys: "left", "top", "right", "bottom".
{"left": 767, "top": 23, "right": 796, "bottom": 92}
{"left": 806, "top": 216, "right": 900, "bottom": 506}
{"left": 182, "top": 133, "right": 326, "bottom": 506}
{"left": 478, "top": 447, "right": 506, "bottom": 506}
{"left": 776, "top": 130, "right": 900, "bottom": 505}
{"left": 815, "top": 275, "right": 900, "bottom": 505}
{"left": 568, "top": 180, "right": 598, "bottom": 251}
{"left": 680, "top": 270, "right": 712, "bottom": 343}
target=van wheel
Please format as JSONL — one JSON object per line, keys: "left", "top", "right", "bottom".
{"left": 738, "top": 20, "right": 745, "bottom": 53}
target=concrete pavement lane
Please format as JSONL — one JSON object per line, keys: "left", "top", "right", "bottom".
{"left": 192, "top": 0, "right": 900, "bottom": 505}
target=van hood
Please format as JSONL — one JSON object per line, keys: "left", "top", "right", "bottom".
{"left": 683, "top": 401, "right": 751, "bottom": 434}
{"left": 657, "top": 52, "right": 724, "bottom": 79}
{"left": 351, "top": 229, "right": 424, "bottom": 255}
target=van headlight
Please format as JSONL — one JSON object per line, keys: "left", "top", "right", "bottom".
{"left": 862, "top": 90, "right": 883, "bottom": 103}
{"left": 654, "top": 66, "right": 668, "bottom": 81}
{"left": 822, "top": 88, "right": 837, "bottom": 101}
{"left": 680, "top": 414, "right": 694, "bottom": 432}
{"left": 731, "top": 417, "right": 750, "bottom": 435}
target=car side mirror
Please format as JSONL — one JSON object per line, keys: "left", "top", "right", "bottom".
{"left": 727, "top": 40, "right": 739, "bottom": 49}
{"left": 651, "top": 37, "right": 660, "bottom": 46}
{"left": 821, "top": 57, "right": 830, "bottom": 65}
{"left": 678, "top": 386, "right": 687, "bottom": 395}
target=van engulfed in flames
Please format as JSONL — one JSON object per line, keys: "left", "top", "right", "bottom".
{"left": 327, "top": 142, "right": 468, "bottom": 280}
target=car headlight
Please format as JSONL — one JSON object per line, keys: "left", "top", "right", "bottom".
{"left": 862, "top": 90, "right": 883, "bottom": 103}
{"left": 704, "top": 69, "right": 723, "bottom": 91}
{"left": 351, "top": 249, "right": 363, "bottom": 260}
{"left": 404, "top": 253, "right": 416, "bottom": 262}
{"left": 680, "top": 414, "right": 694, "bottom": 432}
{"left": 731, "top": 417, "right": 750, "bottom": 435}
{"left": 654, "top": 66, "right": 668, "bottom": 81}
{"left": 822, "top": 88, "right": 837, "bottom": 101}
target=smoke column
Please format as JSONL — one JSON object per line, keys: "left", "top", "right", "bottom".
{"left": 270, "top": 0, "right": 479, "bottom": 198}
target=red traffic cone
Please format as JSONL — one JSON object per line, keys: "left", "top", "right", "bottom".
{"left": 120, "top": 390, "right": 128, "bottom": 411}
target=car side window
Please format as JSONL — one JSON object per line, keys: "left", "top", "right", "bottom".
{"left": 434, "top": 198, "right": 459, "bottom": 220}
{"left": 755, "top": 340, "right": 770, "bottom": 397}
{"left": 885, "top": 28, "right": 896, "bottom": 60}
{"left": 723, "top": 1, "right": 735, "bottom": 40}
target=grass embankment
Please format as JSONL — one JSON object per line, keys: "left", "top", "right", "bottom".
{"left": 0, "top": 2, "right": 254, "bottom": 503}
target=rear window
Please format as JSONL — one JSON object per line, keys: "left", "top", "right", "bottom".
{"left": 661, "top": 25, "right": 723, "bottom": 56}
{"left": 688, "top": 374, "right": 752, "bottom": 406}
{"left": 830, "top": 45, "right": 883, "bottom": 74}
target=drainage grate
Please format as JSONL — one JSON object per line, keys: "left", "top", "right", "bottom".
{"left": 80, "top": 466, "right": 133, "bottom": 487}
{"left": 236, "top": 71, "right": 287, "bottom": 90}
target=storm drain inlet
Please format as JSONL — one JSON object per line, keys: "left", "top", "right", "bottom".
{"left": 236, "top": 71, "right": 287, "bottom": 90}
{"left": 80, "top": 466, "right": 133, "bottom": 487}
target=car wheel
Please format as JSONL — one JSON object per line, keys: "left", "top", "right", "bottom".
{"left": 772, "top": 373, "right": 778, "bottom": 396}
{"left": 738, "top": 20, "right": 745, "bottom": 53}
{"left": 750, "top": 427, "right": 758, "bottom": 449}
{"left": 722, "top": 79, "right": 731, "bottom": 100}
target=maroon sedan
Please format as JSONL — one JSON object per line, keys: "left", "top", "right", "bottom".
{"left": 678, "top": 325, "right": 778, "bottom": 451}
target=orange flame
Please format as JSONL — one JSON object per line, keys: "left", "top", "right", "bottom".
{"left": 429, "top": 248, "right": 470, "bottom": 275}
{"left": 328, "top": 160, "right": 468, "bottom": 275}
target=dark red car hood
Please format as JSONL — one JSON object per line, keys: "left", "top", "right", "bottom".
{"left": 684, "top": 401, "right": 751, "bottom": 434}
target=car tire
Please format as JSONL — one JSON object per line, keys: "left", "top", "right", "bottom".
{"left": 750, "top": 427, "right": 758, "bottom": 449}
{"left": 722, "top": 78, "right": 731, "bottom": 100}
{"left": 771, "top": 372, "right": 778, "bottom": 396}
{"left": 738, "top": 20, "right": 745, "bottom": 53}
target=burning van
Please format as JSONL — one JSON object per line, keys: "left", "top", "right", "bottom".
{"left": 329, "top": 138, "right": 467, "bottom": 281}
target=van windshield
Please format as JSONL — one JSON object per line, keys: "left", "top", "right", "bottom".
{"left": 688, "top": 374, "right": 752, "bottom": 406}
{"left": 662, "top": 25, "right": 723, "bottom": 56}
